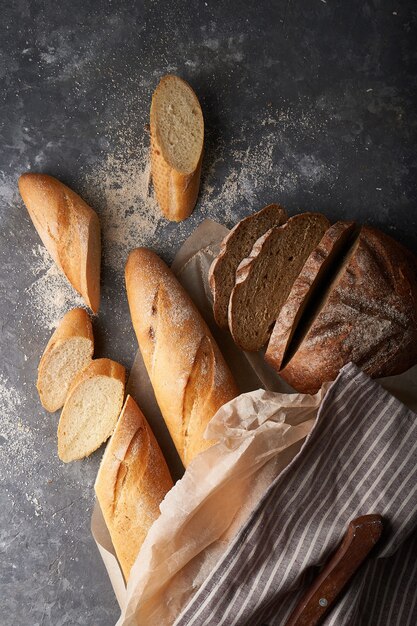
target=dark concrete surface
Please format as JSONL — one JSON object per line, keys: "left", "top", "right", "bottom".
{"left": 0, "top": 1, "right": 416, "bottom": 624}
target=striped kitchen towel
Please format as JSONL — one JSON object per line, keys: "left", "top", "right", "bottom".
{"left": 175, "top": 363, "right": 417, "bottom": 626}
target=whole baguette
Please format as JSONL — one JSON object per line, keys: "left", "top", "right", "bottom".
{"left": 125, "top": 248, "right": 239, "bottom": 467}
{"left": 37, "top": 308, "right": 94, "bottom": 412}
{"left": 18, "top": 173, "right": 101, "bottom": 313}
{"left": 95, "top": 395, "right": 173, "bottom": 581}
{"left": 150, "top": 75, "right": 204, "bottom": 222}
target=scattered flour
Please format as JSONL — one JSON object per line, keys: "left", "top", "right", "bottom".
{"left": 84, "top": 140, "right": 163, "bottom": 272}
{"left": 0, "top": 374, "right": 39, "bottom": 479}
{"left": 201, "top": 107, "right": 335, "bottom": 224}
{"left": 25, "top": 244, "right": 85, "bottom": 331}
{"left": 25, "top": 492, "right": 43, "bottom": 517}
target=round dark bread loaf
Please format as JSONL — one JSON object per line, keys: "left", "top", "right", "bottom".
{"left": 278, "top": 226, "right": 417, "bottom": 394}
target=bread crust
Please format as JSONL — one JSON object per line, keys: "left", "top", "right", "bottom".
{"left": 150, "top": 75, "right": 204, "bottom": 222}
{"left": 95, "top": 395, "right": 173, "bottom": 581}
{"left": 37, "top": 308, "right": 94, "bottom": 412}
{"left": 208, "top": 204, "right": 287, "bottom": 329}
{"left": 57, "top": 358, "right": 126, "bottom": 462}
{"left": 265, "top": 221, "right": 356, "bottom": 372}
{"left": 228, "top": 213, "right": 330, "bottom": 351}
{"left": 125, "top": 248, "right": 239, "bottom": 466}
{"left": 18, "top": 173, "right": 101, "bottom": 313}
{"left": 280, "top": 226, "right": 417, "bottom": 393}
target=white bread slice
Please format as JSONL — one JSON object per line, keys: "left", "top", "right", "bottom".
{"left": 228, "top": 213, "right": 330, "bottom": 351}
{"left": 150, "top": 75, "right": 204, "bottom": 222}
{"left": 57, "top": 358, "right": 126, "bottom": 463}
{"left": 95, "top": 395, "right": 173, "bottom": 581}
{"left": 37, "top": 308, "right": 94, "bottom": 412}
{"left": 208, "top": 204, "right": 287, "bottom": 329}
{"left": 18, "top": 173, "right": 101, "bottom": 313}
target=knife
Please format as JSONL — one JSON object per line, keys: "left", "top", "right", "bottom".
{"left": 284, "top": 514, "right": 383, "bottom": 626}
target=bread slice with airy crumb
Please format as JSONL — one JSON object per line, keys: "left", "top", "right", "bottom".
{"left": 57, "top": 358, "right": 126, "bottom": 462}
{"left": 37, "top": 308, "right": 94, "bottom": 412}
{"left": 228, "top": 213, "right": 330, "bottom": 351}
{"left": 150, "top": 75, "right": 204, "bottom": 222}
{"left": 208, "top": 204, "right": 288, "bottom": 329}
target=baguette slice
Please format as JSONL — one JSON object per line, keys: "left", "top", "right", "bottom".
{"left": 37, "top": 308, "right": 94, "bottom": 412}
{"left": 18, "top": 173, "right": 101, "bottom": 313}
{"left": 150, "top": 75, "right": 204, "bottom": 222}
{"left": 228, "top": 213, "right": 330, "bottom": 351}
{"left": 58, "top": 358, "right": 125, "bottom": 462}
{"left": 95, "top": 395, "right": 173, "bottom": 581}
{"left": 279, "top": 227, "right": 417, "bottom": 393}
{"left": 265, "top": 221, "right": 357, "bottom": 373}
{"left": 125, "top": 248, "right": 239, "bottom": 466}
{"left": 209, "top": 204, "right": 288, "bottom": 329}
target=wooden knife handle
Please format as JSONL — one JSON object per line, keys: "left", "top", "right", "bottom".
{"left": 285, "top": 514, "right": 383, "bottom": 626}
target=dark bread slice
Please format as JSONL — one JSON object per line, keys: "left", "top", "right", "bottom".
{"left": 265, "top": 221, "right": 358, "bottom": 372}
{"left": 208, "top": 204, "right": 287, "bottom": 329}
{"left": 228, "top": 213, "right": 330, "bottom": 351}
{"left": 279, "top": 226, "right": 417, "bottom": 393}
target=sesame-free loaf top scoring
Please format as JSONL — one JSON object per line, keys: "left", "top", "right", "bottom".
{"left": 277, "top": 226, "right": 417, "bottom": 393}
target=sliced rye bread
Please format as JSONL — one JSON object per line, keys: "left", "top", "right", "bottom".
{"left": 279, "top": 226, "right": 417, "bottom": 393}
{"left": 57, "top": 358, "right": 126, "bottom": 462}
{"left": 37, "top": 308, "right": 94, "bottom": 412}
{"left": 228, "top": 213, "right": 330, "bottom": 351}
{"left": 208, "top": 204, "right": 287, "bottom": 329}
{"left": 265, "top": 221, "right": 358, "bottom": 372}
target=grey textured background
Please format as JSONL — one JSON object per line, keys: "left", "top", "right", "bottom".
{"left": 1, "top": 1, "right": 416, "bottom": 625}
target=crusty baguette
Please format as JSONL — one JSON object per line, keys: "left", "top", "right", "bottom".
{"left": 95, "top": 395, "right": 173, "bottom": 581}
{"left": 265, "top": 221, "right": 357, "bottom": 372}
{"left": 228, "top": 213, "right": 330, "bottom": 351}
{"left": 18, "top": 173, "right": 101, "bottom": 313}
{"left": 209, "top": 204, "right": 288, "bottom": 329}
{"left": 125, "top": 248, "right": 239, "bottom": 466}
{"left": 150, "top": 75, "right": 204, "bottom": 222}
{"left": 37, "top": 308, "right": 94, "bottom": 412}
{"left": 279, "top": 226, "right": 417, "bottom": 393}
{"left": 58, "top": 358, "right": 125, "bottom": 462}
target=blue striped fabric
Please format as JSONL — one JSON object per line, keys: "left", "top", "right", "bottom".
{"left": 175, "top": 363, "right": 417, "bottom": 626}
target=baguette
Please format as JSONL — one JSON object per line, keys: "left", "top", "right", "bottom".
{"left": 58, "top": 358, "right": 125, "bottom": 462}
{"left": 37, "top": 308, "right": 94, "bottom": 412}
{"left": 95, "top": 395, "right": 173, "bottom": 581}
{"left": 150, "top": 75, "right": 204, "bottom": 222}
{"left": 125, "top": 248, "right": 239, "bottom": 466}
{"left": 18, "top": 173, "right": 101, "bottom": 313}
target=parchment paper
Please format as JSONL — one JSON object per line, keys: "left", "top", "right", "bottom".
{"left": 91, "top": 219, "right": 417, "bottom": 626}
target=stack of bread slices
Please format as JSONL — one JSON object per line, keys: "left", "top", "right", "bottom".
{"left": 209, "top": 205, "right": 417, "bottom": 394}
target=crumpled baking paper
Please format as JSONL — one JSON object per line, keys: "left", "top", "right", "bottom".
{"left": 91, "top": 219, "right": 417, "bottom": 626}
